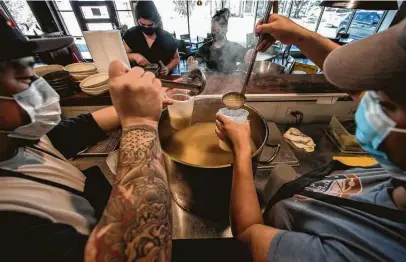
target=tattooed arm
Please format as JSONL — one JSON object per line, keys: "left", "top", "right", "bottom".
{"left": 85, "top": 61, "right": 171, "bottom": 261}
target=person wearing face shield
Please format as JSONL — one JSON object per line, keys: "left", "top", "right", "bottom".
{"left": 123, "top": 1, "right": 179, "bottom": 76}
{"left": 0, "top": 13, "right": 172, "bottom": 261}
{"left": 216, "top": 14, "right": 406, "bottom": 262}
{"left": 192, "top": 8, "right": 255, "bottom": 73}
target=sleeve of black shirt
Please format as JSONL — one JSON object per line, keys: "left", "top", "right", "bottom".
{"left": 47, "top": 113, "right": 106, "bottom": 159}
{"left": 123, "top": 26, "right": 138, "bottom": 52}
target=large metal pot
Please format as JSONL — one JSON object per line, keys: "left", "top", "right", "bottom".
{"left": 158, "top": 98, "right": 276, "bottom": 219}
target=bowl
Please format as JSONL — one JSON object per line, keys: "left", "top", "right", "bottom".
{"left": 65, "top": 63, "right": 97, "bottom": 74}
{"left": 80, "top": 73, "right": 109, "bottom": 89}
{"left": 34, "top": 65, "right": 64, "bottom": 77}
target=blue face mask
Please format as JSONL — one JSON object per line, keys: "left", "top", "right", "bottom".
{"left": 356, "top": 91, "right": 406, "bottom": 179}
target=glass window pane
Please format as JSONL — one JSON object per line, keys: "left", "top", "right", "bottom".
{"left": 87, "top": 22, "right": 113, "bottom": 31}
{"left": 228, "top": 12, "right": 256, "bottom": 47}
{"left": 55, "top": 0, "right": 72, "bottom": 11}
{"left": 118, "top": 11, "right": 135, "bottom": 28}
{"left": 154, "top": 0, "right": 189, "bottom": 36}
{"left": 3, "top": 0, "right": 42, "bottom": 36}
{"left": 317, "top": 7, "right": 352, "bottom": 38}
{"left": 80, "top": 6, "right": 110, "bottom": 19}
{"left": 60, "top": 12, "right": 83, "bottom": 36}
{"left": 114, "top": 0, "right": 131, "bottom": 10}
{"left": 347, "top": 10, "right": 384, "bottom": 40}
{"left": 74, "top": 37, "right": 91, "bottom": 59}
{"left": 288, "top": 0, "right": 322, "bottom": 31}
{"left": 189, "top": 1, "right": 215, "bottom": 40}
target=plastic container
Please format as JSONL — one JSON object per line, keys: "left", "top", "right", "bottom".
{"left": 217, "top": 108, "right": 249, "bottom": 151}
{"left": 165, "top": 89, "right": 195, "bottom": 130}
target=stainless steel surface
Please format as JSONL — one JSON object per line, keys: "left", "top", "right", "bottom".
{"left": 70, "top": 123, "right": 348, "bottom": 240}
{"left": 161, "top": 68, "right": 206, "bottom": 95}
{"left": 221, "top": 91, "right": 246, "bottom": 109}
{"left": 158, "top": 98, "right": 268, "bottom": 219}
{"left": 258, "top": 122, "right": 299, "bottom": 168}
{"left": 237, "top": 61, "right": 285, "bottom": 77}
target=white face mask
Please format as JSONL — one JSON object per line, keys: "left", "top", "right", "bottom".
{"left": 0, "top": 77, "right": 61, "bottom": 140}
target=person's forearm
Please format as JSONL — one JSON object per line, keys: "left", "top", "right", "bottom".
{"left": 91, "top": 106, "right": 120, "bottom": 134}
{"left": 167, "top": 58, "right": 179, "bottom": 72}
{"left": 295, "top": 29, "right": 340, "bottom": 70}
{"left": 85, "top": 124, "right": 172, "bottom": 261}
{"left": 127, "top": 53, "right": 137, "bottom": 62}
{"left": 230, "top": 146, "right": 263, "bottom": 237}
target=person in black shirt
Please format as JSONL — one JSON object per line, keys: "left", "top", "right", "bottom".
{"left": 192, "top": 8, "right": 254, "bottom": 73}
{"left": 123, "top": 1, "right": 179, "bottom": 76}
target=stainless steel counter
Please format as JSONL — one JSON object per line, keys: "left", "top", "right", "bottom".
{"left": 71, "top": 123, "right": 343, "bottom": 240}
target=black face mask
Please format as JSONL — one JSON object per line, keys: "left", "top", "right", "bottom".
{"left": 141, "top": 26, "right": 156, "bottom": 36}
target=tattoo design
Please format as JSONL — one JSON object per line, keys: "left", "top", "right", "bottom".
{"left": 88, "top": 125, "right": 172, "bottom": 262}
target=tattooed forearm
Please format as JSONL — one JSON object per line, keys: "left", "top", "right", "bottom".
{"left": 86, "top": 125, "right": 172, "bottom": 262}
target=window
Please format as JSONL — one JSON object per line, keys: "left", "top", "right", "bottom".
{"left": 54, "top": 1, "right": 82, "bottom": 36}
{"left": 154, "top": 0, "right": 189, "bottom": 36}
{"left": 317, "top": 7, "right": 352, "bottom": 38}
{"left": 226, "top": 1, "right": 257, "bottom": 47}
{"left": 188, "top": 0, "right": 218, "bottom": 40}
{"left": 2, "top": 0, "right": 42, "bottom": 36}
{"left": 288, "top": 0, "right": 323, "bottom": 31}
{"left": 346, "top": 10, "right": 384, "bottom": 40}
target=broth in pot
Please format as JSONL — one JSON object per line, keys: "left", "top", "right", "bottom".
{"left": 162, "top": 122, "right": 257, "bottom": 167}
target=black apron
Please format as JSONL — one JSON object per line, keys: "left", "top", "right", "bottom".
{"left": 264, "top": 160, "right": 406, "bottom": 224}
{"left": 0, "top": 145, "right": 112, "bottom": 222}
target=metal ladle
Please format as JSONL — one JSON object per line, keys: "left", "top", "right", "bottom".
{"left": 160, "top": 68, "right": 206, "bottom": 96}
{"left": 222, "top": 0, "right": 278, "bottom": 109}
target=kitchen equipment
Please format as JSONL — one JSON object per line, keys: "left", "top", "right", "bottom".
{"left": 217, "top": 108, "right": 249, "bottom": 151}
{"left": 222, "top": 0, "right": 278, "bottom": 109}
{"left": 144, "top": 63, "right": 159, "bottom": 76}
{"left": 80, "top": 73, "right": 110, "bottom": 96}
{"left": 161, "top": 68, "right": 206, "bottom": 96}
{"left": 43, "top": 70, "right": 80, "bottom": 97}
{"left": 236, "top": 61, "right": 285, "bottom": 77}
{"left": 158, "top": 98, "right": 278, "bottom": 219}
{"left": 64, "top": 62, "right": 97, "bottom": 74}
{"left": 34, "top": 64, "right": 64, "bottom": 77}
{"left": 165, "top": 89, "right": 195, "bottom": 130}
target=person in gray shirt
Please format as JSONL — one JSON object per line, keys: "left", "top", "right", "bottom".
{"left": 215, "top": 15, "right": 406, "bottom": 261}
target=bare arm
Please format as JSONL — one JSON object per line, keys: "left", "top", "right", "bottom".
{"left": 91, "top": 106, "right": 120, "bottom": 134}
{"left": 124, "top": 40, "right": 136, "bottom": 61}
{"left": 231, "top": 146, "right": 263, "bottom": 235}
{"left": 256, "top": 14, "right": 361, "bottom": 101}
{"left": 166, "top": 50, "right": 180, "bottom": 72}
{"left": 256, "top": 14, "right": 339, "bottom": 70}
{"left": 124, "top": 41, "right": 150, "bottom": 65}
{"left": 216, "top": 114, "right": 280, "bottom": 262}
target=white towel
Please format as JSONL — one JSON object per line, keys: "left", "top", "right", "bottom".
{"left": 283, "top": 128, "right": 316, "bottom": 152}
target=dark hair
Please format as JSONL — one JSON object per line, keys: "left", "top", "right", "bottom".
{"left": 134, "top": 1, "right": 162, "bottom": 28}
{"left": 212, "top": 8, "right": 231, "bottom": 27}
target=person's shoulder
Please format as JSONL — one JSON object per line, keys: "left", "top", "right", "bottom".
{"left": 159, "top": 29, "right": 178, "bottom": 49}
{"left": 124, "top": 26, "right": 141, "bottom": 39}
{"left": 227, "top": 40, "right": 245, "bottom": 50}
{"left": 160, "top": 30, "right": 176, "bottom": 42}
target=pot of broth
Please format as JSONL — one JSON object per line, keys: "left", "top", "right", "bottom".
{"left": 158, "top": 98, "right": 275, "bottom": 219}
